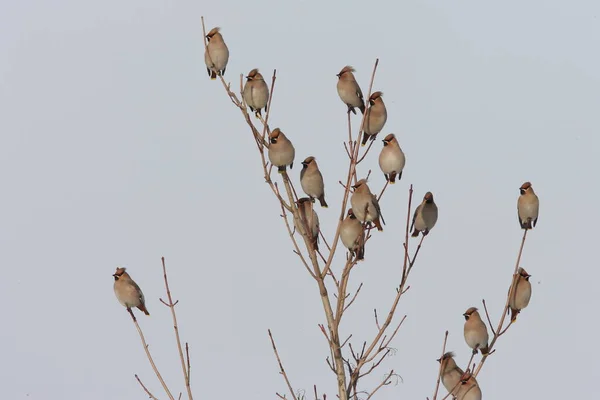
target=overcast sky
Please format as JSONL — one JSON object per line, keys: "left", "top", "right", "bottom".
{"left": 1, "top": 1, "right": 599, "bottom": 399}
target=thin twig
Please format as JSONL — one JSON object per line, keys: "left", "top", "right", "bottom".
{"left": 431, "top": 331, "right": 449, "bottom": 400}
{"left": 268, "top": 329, "right": 299, "bottom": 400}
{"left": 159, "top": 257, "right": 193, "bottom": 400}
{"left": 129, "top": 310, "right": 175, "bottom": 400}
{"left": 473, "top": 229, "right": 528, "bottom": 377}
{"left": 135, "top": 374, "right": 160, "bottom": 400}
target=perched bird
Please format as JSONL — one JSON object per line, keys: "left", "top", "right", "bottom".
{"left": 362, "top": 91, "right": 387, "bottom": 145}
{"left": 438, "top": 353, "right": 482, "bottom": 400}
{"left": 204, "top": 27, "right": 229, "bottom": 79}
{"left": 113, "top": 267, "right": 150, "bottom": 316}
{"left": 509, "top": 267, "right": 532, "bottom": 322}
{"left": 463, "top": 307, "right": 489, "bottom": 355}
{"left": 411, "top": 192, "right": 438, "bottom": 237}
{"left": 350, "top": 179, "right": 384, "bottom": 231}
{"left": 243, "top": 68, "right": 269, "bottom": 117}
{"left": 456, "top": 372, "right": 483, "bottom": 400}
{"left": 340, "top": 208, "right": 365, "bottom": 260}
{"left": 438, "top": 352, "right": 464, "bottom": 398}
{"left": 379, "top": 133, "right": 406, "bottom": 184}
{"left": 268, "top": 128, "right": 295, "bottom": 173}
{"left": 300, "top": 156, "right": 328, "bottom": 208}
{"left": 517, "top": 181, "right": 539, "bottom": 229}
{"left": 336, "top": 66, "right": 365, "bottom": 115}
{"left": 296, "top": 197, "right": 320, "bottom": 250}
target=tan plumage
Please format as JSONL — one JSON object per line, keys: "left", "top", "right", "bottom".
{"left": 411, "top": 192, "right": 438, "bottom": 237}
{"left": 268, "top": 128, "right": 295, "bottom": 173}
{"left": 509, "top": 267, "right": 532, "bottom": 322}
{"left": 463, "top": 307, "right": 489, "bottom": 355}
{"left": 243, "top": 68, "right": 269, "bottom": 117}
{"left": 362, "top": 91, "right": 387, "bottom": 145}
{"left": 379, "top": 133, "right": 406, "bottom": 184}
{"left": 517, "top": 181, "right": 539, "bottom": 229}
{"left": 204, "top": 27, "right": 229, "bottom": 80}
{"left": 113, "top": 267, "right": 150, "bottom": 315}
{"left": 300, "top": 156, "right": 328, "bottom": 208}
{"left": 350, "top": 179, "right": 384, "bottom": 231}
{"left": 438, "top": 353, "right": 482, "bottom": 400}
{"left": 296, "top": 197, "right": 320, "bottom": 251}
{"left": 456, "top": 372, "right": 482, "bottom": 400}
{"left": 336, "top": 66, "right": 365, "bottom": 115}
{"left": 340, "top": 209, "right": 365, "bottom": 260}
{"left": 438, "top": 352, "right": 464, "bottom": 398}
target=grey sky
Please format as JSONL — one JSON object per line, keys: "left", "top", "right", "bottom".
{"left": 1, "top": 1, "right": 598, "bottom": 399}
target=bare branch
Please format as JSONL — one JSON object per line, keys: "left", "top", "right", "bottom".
{"left": 268, "top": 329, "right": 299, "bottom": 400}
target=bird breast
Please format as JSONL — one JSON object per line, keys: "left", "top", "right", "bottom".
{"left": 379, "top": 146, "right": 405, "bottom": 174}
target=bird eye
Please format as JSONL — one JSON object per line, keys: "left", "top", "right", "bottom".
{"left": 270, "top": 138, "right": 277, "bottom": 144}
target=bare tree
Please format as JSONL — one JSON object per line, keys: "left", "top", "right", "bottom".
{"left": 116, "top": 16, "right": 537, "bottom": 400}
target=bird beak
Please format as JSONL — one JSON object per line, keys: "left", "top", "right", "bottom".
{"left": 436, "top": 357, "right": 441, "bottom": 363}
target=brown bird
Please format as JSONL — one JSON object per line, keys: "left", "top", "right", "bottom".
{"left": 463, "top": 307, "right": 489, "bottom": 355}
{"left": 509, "top": 267, "right": 532, "bottom": 322}
{"left": 243, "top": 68, "right": 269, "bottom": 117}
{"left": 438, "top": 352, "right": 464, "bottom": 398}
{"left": 268, "top": 128, "right": 295, "bottom": 173}
{"left": 340, "top": 209, "right": 365, "bottom": 260}
{"left": 379, "top": 133, "right": 406, "bottom": 184}
{"left": 456, "top": 371, "right": 482, "bottom": 400}
{"left": 113, "top": 267, "right": 150, "bottom": 316}
{"left": 204, "top": 27, "right": 229, "bottom": 79}
{"left": 362, "top": 91, "right": 387, "bottom": 145}
{"left": 517, "top": 181, "right": 539, "bottom": 229}
{"left": 350, "top": 179, "right": 385, "bottom": 231}
{"left": 296, "top": 197, "right": 320, "bottom": 251}
{"left": 438, "top": 353, "right": 482, "bottom": 400}
{"left": 300, "top": 156, "right": 328, "bottom": 208}
{"left": 411, "top": 192, "right": 438, "bottom": 237}
{"left": 336, "top": 66, "right": 365, "bottom": 114}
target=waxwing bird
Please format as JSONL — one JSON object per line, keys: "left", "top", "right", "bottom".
{"left": 438, "top": 353, "right": 482, "bottom": 400}
{"left": 411, "top": 192, "right": 438, "bottom": 237}
{"left": 463, "top": 307, "right": 489, "bottom": 355}
{"left": 296, "top": 197, "right": 320, "bottom": 250}
{"left": 517, "top": 181, "right": 539, "bottom": 229}
{"left": 113, "top": 267, "right": 150, "bottom": 316}
{"left": 350, "top": 179, "right": 385, "bottom": 231}
{"left": 204, "top": 27, "right": 229, "bottom": 79}
{"left": 379, "top": 133, "right": 406, "bottom": 184}
{"left": 509, "top": 267, "right": 532, "bottom": 322}
{"left": 268, "top": 128, "right": 295, "bottom": 173}
{"left": 456, "top": 372, "right": 483, "bottom": 400}
{"left": 300, "top": 156, "right": 328, "bottom": 208}
{"left": 340, "top": 209, "right": 365, "bottom": 260}
{"left": 336, "top": 66, "right": 365, "bottom": 115}
{"left": 362, "top": 91, "right": 387, "bottom": 145}
{"left": 243, "top": 68, "right": 269, "bottom": 117}
{"left": 438, "top": 352, "right": 464, "bottom": 398}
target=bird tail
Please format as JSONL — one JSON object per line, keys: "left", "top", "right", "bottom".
{"left": 357, "top": 245, "right": 365, "bottom": 260}
{"left": 510, "top": 308, "right": 519, "bottom": 323}
{"left": 278, "top": 165, "right": 286, "bottom": 174}
{"left": 389, "top": 172, "right": 397, "bottom": 184}
{"left": 411, "top": 228, "right": 420, "bottom": 237}
{"left": 361, "top": 133, "right": 370, "bottom": 146}
{"left": 138, "top": 304, "right": 150, "bottom": 316}
{"left": 373, "top": 218, "right": 383, "bottom": 232}
{"left": 319, "top": 195, "right": 328, "bottom": 208}
{"left": 480, "top": 345, "right": 489, "bottom": 355}
{"left": 210, "top": 70, "right": 217, "bottom": 80}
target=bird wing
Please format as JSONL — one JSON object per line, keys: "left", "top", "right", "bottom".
{"left": 372, "top": 194, "right": 385, "bottom": 225}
